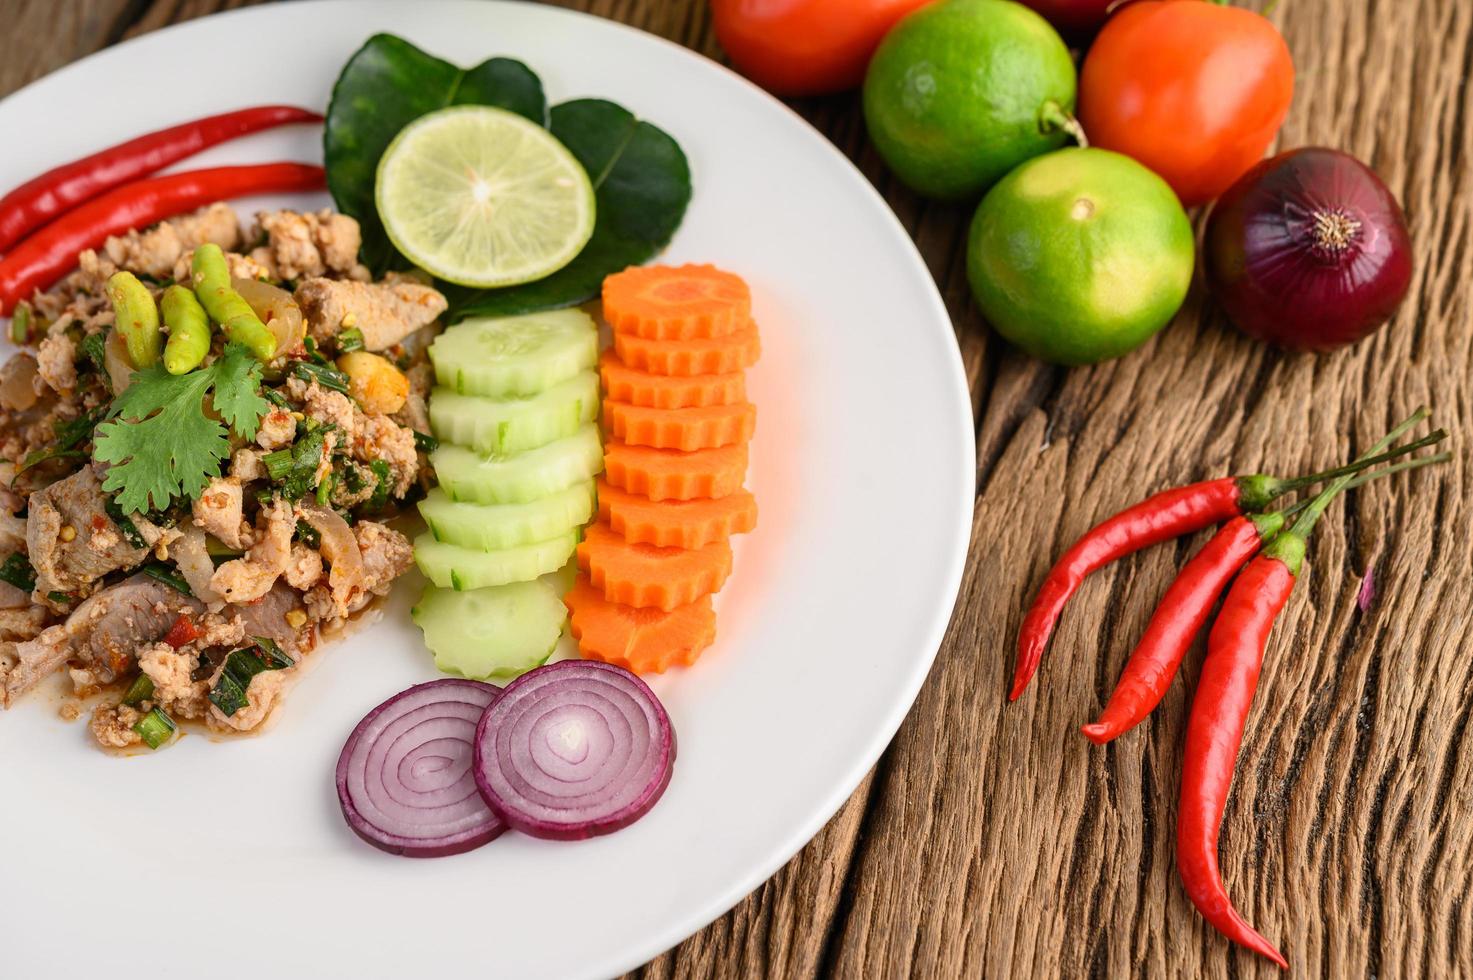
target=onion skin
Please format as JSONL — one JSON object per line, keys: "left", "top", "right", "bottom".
{"left": 1019, "top": 0, "right": 1113, "bottom": 36}
{"left": 1205, "top": 147, "right": 1413, "bottom": 351}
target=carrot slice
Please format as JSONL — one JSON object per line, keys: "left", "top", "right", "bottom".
{"left": 599, "top": 350, "right": 745, "bottom": 409}
{"left": 577, "top": 521, "right": 732, "bottom": 610}
{"left": 613, "top": 319, "right": 761, "bottom": 376}
{"left": 597, "top": 478, "right": 757, "bottom": 549}
{"left": 565, "top": 573, "right": 716, "bottom": 674}
{"left": 603, "top": 439, "right": 748, "bottom": 501}
{"left": 604, "top": 399, "right": 756, "bottom": 452}
{"left": 602, "top": 264, "right": 750, "bottom": 340}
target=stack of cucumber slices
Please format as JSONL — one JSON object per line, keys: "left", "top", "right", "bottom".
{"left": 411, "top": 310, "right": 604, "bottom": 680}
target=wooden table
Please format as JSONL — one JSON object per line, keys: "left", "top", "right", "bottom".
{"left": 8, "top": 1, "right": 1470, "bottom": 975}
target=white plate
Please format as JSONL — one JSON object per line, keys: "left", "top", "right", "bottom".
{"left": 0, "top": 3, "right": 973, "bottom": 977}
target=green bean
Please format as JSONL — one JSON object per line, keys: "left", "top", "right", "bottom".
{"left": 160, "top": 285, "right": 210, "bottom": 375}
{"left": 104, "top": 272, "right": 161, "bottom": 369}
{"left": 190, "top": 244, "right": 276, "bottom": 362}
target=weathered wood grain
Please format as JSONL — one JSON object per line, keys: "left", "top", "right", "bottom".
{"left": 3, "top": 1, "right": 1468, "bottom": 976}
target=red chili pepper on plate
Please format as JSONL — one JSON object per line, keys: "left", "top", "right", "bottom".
{"left": 163, "top": 614, "right": 199, "bottom": 649}
{"left": 0, "top": 162, "right": 326, "bottom": 314}
{"left": 1010, "top": 416, "right": 1438, "bottom": 702}
{"left": 0, "top": 105, "right": 322, "bottom": 254}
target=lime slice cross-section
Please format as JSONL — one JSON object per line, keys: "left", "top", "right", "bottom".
{"left": 375, "top": 105, "right": 596, "bottom": 288}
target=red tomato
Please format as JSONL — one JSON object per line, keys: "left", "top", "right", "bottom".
{"left": 1078, "top": 0, "right": 1294, "bottom": 207}
{"left": 1018, "top": 0, "right": 1114, "bottom": 35}
{"left": 711, "top": 0, "right": 933, "bottom": 97}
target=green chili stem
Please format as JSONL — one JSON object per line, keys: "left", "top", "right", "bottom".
{"left": 1289, "top": 413, "right": 1437, "bottom": 540}
{"left": 1281, "top": 452, "right": 1451, "bottom": 518}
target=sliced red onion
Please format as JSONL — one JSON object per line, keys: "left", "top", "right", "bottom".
{"left": 336, "top": 678, "right": 504, "bottom": 858}
{"left": 472, "top": 660, "right": 675, "bottom": 840}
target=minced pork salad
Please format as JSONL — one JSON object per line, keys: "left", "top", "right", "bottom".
{"left": 0, "top": 204, "right": 446, "bottom": 748}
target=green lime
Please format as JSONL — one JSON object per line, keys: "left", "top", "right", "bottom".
{"left": 966, "top": 147, "right": 1194, "bottom": 365}
{"left": 376, "top": 105, "right": 596, "bottom": 288}
{"left": 862, "top": 0, "right": 1076, "bottom": 201}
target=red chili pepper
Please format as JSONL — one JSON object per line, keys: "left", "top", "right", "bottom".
{"left": 1011, "top": 425, "right": 1445, "bottom": 702}
{"left": 163, "top": 614, "right": 199, "bottom": 649}
{"left": 1173, "top": 407, "right": 1443, "bottom": 969}
{"left": 1176, "top": 543, "right": 1298, "bottom": 970}
{"left": 0, "top": 162, "right": 326, "bottom": 314}
{"left": 0, "top": 105, "right": 322, "bottom": 254}
{"left": 1014, "top": 476, "right": 1257, "bottom": 701}
{"left": 1080, "top": 513, "right": 1282, "bottom": 744}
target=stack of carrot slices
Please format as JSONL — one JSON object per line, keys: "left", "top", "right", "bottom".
{"left": 566, "top": 265, "right": 760, "bottom": 674}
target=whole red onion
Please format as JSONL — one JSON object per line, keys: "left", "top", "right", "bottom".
{"left": 1018, "top": 0, "right": 1114, "bottom": 36}
{"left": 1205, "top": 147, "right": 1413, "bottom": 351}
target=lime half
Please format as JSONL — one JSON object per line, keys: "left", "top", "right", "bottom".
{"left": 376, "top": 105, "right": 596, "bottom": 288}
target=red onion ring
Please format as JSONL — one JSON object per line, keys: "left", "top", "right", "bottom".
{"left": 336, "top": 678, "right": 505, "bottom": 857}
{"left": 472, "top": 661, "right": 675, "bottom": 840}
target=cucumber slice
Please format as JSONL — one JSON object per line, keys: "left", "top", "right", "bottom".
{"left": 412, "top": 581, "right": 567, "bottom": 681}
{"left": 414, "top": 531, "right": 578, "bottom": 591}
{"left": 430, "top": 310, "right": 598, "bottom": 398}
{"left": 418, "top": 481, "right": 595, "bottom": 551}
{"left": 430, "top": 371, "right": 599, "bottom": 456}
{"left": 430, "top": 423, "right": 604, "bottom": 504}
{"left": 541, "top": 557, "right": 579, "bottom": 599}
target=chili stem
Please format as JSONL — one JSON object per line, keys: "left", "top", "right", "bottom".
{"left": 1281, "top": 452, "right": 1451, "bottom": 517}
{"left": 1289, "top": 413, "right": 1435, "bottom": 539}
{"left": 1272, "top": 409, "right": 1434, "bottom": 492}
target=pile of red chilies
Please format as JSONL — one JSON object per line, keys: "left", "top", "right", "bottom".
{"left": 1012, "top": 408, "right": 1449, "bottom": 968}
{"left": 0, "top": 104, "right": 326, "bottom": 318}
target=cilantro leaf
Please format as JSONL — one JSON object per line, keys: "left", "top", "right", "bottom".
{"left": 209, "top": 345, "right": 270, "bottom": 442}
{"left": 92, "top": 344, "right": 269, "bottom": 514}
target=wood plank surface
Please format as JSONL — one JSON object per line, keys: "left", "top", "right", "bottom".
{"left": 3, "top": 0, "right": 1468, "bottom": 975}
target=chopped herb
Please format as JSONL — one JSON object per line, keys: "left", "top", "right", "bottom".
{"left": 341, "top": 462, "right": 366, "bottom": 493}
{"left": 132, "top": 707, "right": 176, "bottom": 749}
{"left": 121, "top": 673, "right": 155, "bottom": 707}
{"left": 262, "top": 387, "right": 291, "bottom": 409}
{"left": 10, "top": 303, "right": 31, "bottom": 344}
{"left": 367, "top": 459, "right": 392, "bottom": 510}
{"left": 281, "top": 427, "right": 329, "bottom": 500}
{"left": 47, "top": 591, "right": 73, "bottom": 605}
{"left": 80, "top": 331, "right": 108, "bottom": 378}
{"left": 208, "top": 641, "right": 294, "bottom": 717}
{"left": 261, "top": 448, "right": 293, "bottom": 482}
{"left": 336, "top": 327, "right": 365, "bottom": 353}
{"left": 291, "top": 360, "right": 350, "bottom": 395}
{"left": 252, "top": 636, "right": 291, "bottom": 666}
{"left": 413, "top": 430, "right": 438, "bottom": 454}
{"left": 302, "top": 335, "right": 330, "bottom": 366}
{"left": 92, "top": 343, "right": 270, "bottom": 513}
{"left": 205, "top": 535, "right": 243, "bottom": 559}
{"left": 316, "top": 471, "right": 335, "bottom": 506}
{"left": 0, "top": 553, "right": 36, "bottom": 592}
{"left": 142, "top": 563, "right": 193, "bottom": 596}
{"left": 20, "top": 406, "right": 107, "bottom": 474}
{"left": 103, "top": 496, "right": 148, "bottom": 549}
{"left": 294, "top": 519, "right": 321, "bottom": 548}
